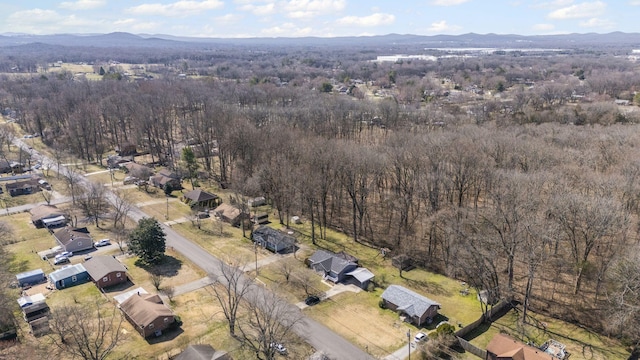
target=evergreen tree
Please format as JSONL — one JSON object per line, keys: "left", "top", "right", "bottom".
{"left": 128, "top": 218, "right": 166, "bottom": 264}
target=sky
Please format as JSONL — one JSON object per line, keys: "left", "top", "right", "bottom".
{"left": 0, "top": 0, "right": 639, "bottom": 38}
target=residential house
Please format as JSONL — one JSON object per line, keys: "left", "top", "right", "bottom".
{"left": 30, "top": 204, "right": 66, "bottom": 228}
{"left": 308, "top": 250, "right": 374, "bottom": 289}
{"left": 175, "top": 344, "right": 232, "bottom": 360}
{"left": 53, "top": 226, "right": 94, "bottom": 253}
{"left": 381, "top": 285, "right": 441, "bottom": 326}
{"left": 248, "top": 196, "right": 266, "bottom": 207}
{"left": 150, "top": 168, "right": 182, "bottom": 190}
{"left": 486, "top": 333, "right": 556, "bottom": 360}
{"left": 0, "top": 160, "right": 25, "bottom": 174}
{"left": 6, "top": 178, "right": 40, "bottom": 196}
{"left": 183, "top": 189, "right": 220, "bottom": 210}
{"left": 119, "top": 291, "right": 176, "bottom": 338}
{"left": 121, "top": 162, "right": 153, "bottom": 178}
{"left": 212, "top": 203, "right": 248, "bottom": 226}
{"left": 252, "top": 226, "right": 296, "bottom": 253}
{"left": 48, "top": 264, "right": 89, "bottom": 290}
{"left": 16, "top": 269, "right": 45, "bottom": 287}
{"left": 18, "top": 294, "right": 50, "bottom": 331}
{"left": 115, "top": 142, "right": 137, "bottom": 156}
{"left": 83, "top": 255, "right": 128, "bottom": 289}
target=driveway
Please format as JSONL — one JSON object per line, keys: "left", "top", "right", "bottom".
{"left": 16, "top": 139, "right": 374, "bottom": 360}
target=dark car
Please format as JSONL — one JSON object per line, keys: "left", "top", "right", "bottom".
{"left": 305, "top": 295, "right": 321, "bottom": 306}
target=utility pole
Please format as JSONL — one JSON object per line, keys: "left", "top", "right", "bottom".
{"left": 165, "top": 197, "right": 169, "bottom": 220}
{"left": 407, "top": 329, "right": 411, "bottom": 360}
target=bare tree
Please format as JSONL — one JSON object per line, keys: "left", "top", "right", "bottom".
{"left": 278, "top": 258, "right": 296, "bottom": 283}
{"left": 150, "top": 269, "right": 163, "bottom": 291}
{"left": 293, "top": 268, "right": 317, "bottom": 297}
{"left": 46, "top": 302, "right": 126, "bottom": 360}
{"left": 76, "top": 182, "right": 110, "bottom": 228}
{"left": 111, "top": 190, "right": 132, "bottom": 229}
{"left": 62, "top": 166, "right": 82, "bottom": 205}
{"left": 209, "top": 260, "right": 253, "bottom": 336}
{"left": 237, "top": 291, "right": 303, "bottom": 360}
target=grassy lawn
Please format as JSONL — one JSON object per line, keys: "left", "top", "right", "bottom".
{"left": 466, "top": 308, "right": 629, "bottom": 360}
{"left": 171, "top": 220, "right": 272, "bottom": 265}
{"left": 256, "top": 259, "right": 330, "bottom": 303}
{"left": 304, "top": 290, "right": 413, "bottom": 358}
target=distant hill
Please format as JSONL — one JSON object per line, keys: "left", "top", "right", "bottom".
{"left": 0, "top": 32, "right": 639, "bottom": 50}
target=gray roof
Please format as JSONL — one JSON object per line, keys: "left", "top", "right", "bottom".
{"left": 253, "top": 226, "right": 295, "bottom": 248}
{"left": 346, "top": 267, "right": 375, "bottom": 282}
{"left": 175, "top": 345, "right": 231, "bottom": 360}
{"left": 16, "top": 268, "right": 44, "bottom": 281}
{"left": 309, "top": 250, "right": 356, "bottom": 274}
{"left": 54, "top": 227, "right": 92, "bottom": 247}
{"left": 381, "top": 285, "right": 440, "bottom": 319}
{"left": 48, "top": 264, "right": 87, "bottom": 282}
{"left": 83, "top": 255, "right": 127, "bottom": 281}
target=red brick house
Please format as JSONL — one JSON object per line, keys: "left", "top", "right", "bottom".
{"left": 120, "top": 292, "right": 175, "bottom": 338}
{"left": 83, "top": 255, "right": 128, "bottom": 289}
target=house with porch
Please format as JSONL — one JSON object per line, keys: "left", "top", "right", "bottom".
{"left": 53, "top": 226, "right": 94, "bottom": 253}
{"left": 308, "top": 249, "right": 375, "bottom": 289}
{"left": 30, "top": 204, "right": 66, "bottom": 228}
{"left": 83, "top": 255, "right": 128, "bottom": 289}
{"left": 119, "top": 291, "right": 176, "bottom": 338}
{"left": 252, "top": 226, "right": 296, "bottom": 253}
{"left": 212, "top": 203, "right": 248, "bottom": 227}
{"left": 182, "top": 189, "right": 220, "bottom": 210}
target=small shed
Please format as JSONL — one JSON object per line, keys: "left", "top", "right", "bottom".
{"left": 16, "top": 269, "right": 45, "bottom": 287}
{"left": 248, "top": 197, "right": 266, "bottom": 207}
{"left": 48, "top": 264, "right": 89, "bottom": 290}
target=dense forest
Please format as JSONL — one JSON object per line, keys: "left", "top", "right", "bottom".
{"left": 2, "top": 36, "right": 640, "bottom": 349}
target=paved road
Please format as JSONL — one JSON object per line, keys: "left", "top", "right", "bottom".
{"left": 18, "top": 139, "right": 374, "bottom": 360}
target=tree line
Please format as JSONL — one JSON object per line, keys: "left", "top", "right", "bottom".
{"left": 1, "top": 49, "right": 640, "bottom": 347}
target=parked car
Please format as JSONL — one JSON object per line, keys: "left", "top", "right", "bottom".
{"left": 305, "top": 295, "right": 321, "bottom": 306}
{"left": 94, "top": 239, "right": 111, "bottom": 247}
{"left": 414, "top": 332, "right": 427, "bottom": 342}
{"left": 53, "top": 256, "right": 69, "bottom": 265}
{"left": 123, "top": 176, "right": 137, "bottom": 185}
{"left": 56, "top": 251, "right": 73, "bottom": 259}
{"left": 270, "top": 342, "right": 287, "bottom": 354}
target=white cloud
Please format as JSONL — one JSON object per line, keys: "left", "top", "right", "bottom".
{"left": 630, "top": 0, "right": 640, "bottom": 5}
{"left": 261, "top": 22, "right": 313, "bottom": 36}
{"left": 531, "top": 0, "right": 574, "bottom": 9}
{"left": 59, "top": 0, "right": 106, "bottom": 10}
{"left": 426, "top": 20, "right": 461, "bottom": 33}
{"left": 547, "top": 1, "right": 605, "bottom": 19}
{"left": 6, "top": 9, "right": 110, "bottom": 34}
{"left": 239, "top": 3, "right": 275, "bottom": 15}
{"left": 284, "top": 0, "right": 346, "bottom": 18}
{"left": 127, "top": 0, "right": 224, "bottom": 17}
{"left": 215, "top": 13, "right": 244, "bottom": 23}
{"left": 533, "top": 23, "right": 555, "bottom": 31}
{"left": 336, "top": 13, "right": 395, "bottom": 27}
{"left": 430, "top": 0, "right": 470, "bottom": 6}
{"left": 579, "top": 17, "right": 615, "bottom": 28}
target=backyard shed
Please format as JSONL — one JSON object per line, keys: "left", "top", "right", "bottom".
{"left": 16, "top": 269, "right": 45, "bottom": 287}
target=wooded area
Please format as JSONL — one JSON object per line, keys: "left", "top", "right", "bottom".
{"left": 1, "top": 39, "right": 640, "bottom": 349}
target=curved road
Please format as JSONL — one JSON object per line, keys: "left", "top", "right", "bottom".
{"left": 20, "top": 140, "right": 374, "bottom": 360}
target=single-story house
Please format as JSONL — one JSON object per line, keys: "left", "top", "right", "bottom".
{"left": 48, "top": 264, "right": 89, "bottom": 290}
{"left": 83, "top": 255, "right": 128, "bottom": 289}
{"left": 212, "top": 203, "right": 247, "bottom": 226}
{"left": 486, "top": 333, "right": 556, "bottom": 360}
{"left": 120, "top": 291, "right": 176, "bottom": 338}
{"left": 6, "top": 178, "right": 40, "bottom": 196}
{"left": 175, "top": 344, "right": 232, "bottom": 360}
{"left": 53, "top": 226, "right": 94, "bottom": 253}
{"left": 252, "top": 226, "right": 296, "bottom": 254}
{"left": 0, "top": 160, "right": 24, "bottom": 174}
{"left": 150, "top": 169, "right": 182, "bottom": 190}
{"left": 17, "top": 293, "right": 46, "bottom": 309}
{"left": 22, "top": 300, "right": 50, "bottom": 323}
{"left": 381, "top": 285, "right": 441, "bottom": 326}
{"left": 30, "top": 204, "right": 66, "bottom": 228}
{"left": 308, "top": 250, "right": 374, "bottom": 289}
{"left": 16, "top": 269, "right": 45, "bottom": 287}
{"left": 182, "top": 189, "right": 220, "bottom": 210}
{"left": 114, "top": 287, "right": 148, "bottom": 305}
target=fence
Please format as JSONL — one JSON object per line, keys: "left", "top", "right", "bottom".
{"left": 453, "top": 300, "right": 513, "bottom": 359}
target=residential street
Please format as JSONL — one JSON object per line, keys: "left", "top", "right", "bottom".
{"left": 16, "top": 139, "right": 374, "bottom": 360}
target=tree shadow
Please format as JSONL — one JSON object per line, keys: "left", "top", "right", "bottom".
{"left": 135, "top": 255, "right": 182, "bottom": 277}
{"left": 102, "top": 279, "right": 136, "bottom": 294}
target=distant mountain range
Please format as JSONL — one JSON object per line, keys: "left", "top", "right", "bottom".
{"left": 0, "top": 31, "right": 639, "bottom": 50}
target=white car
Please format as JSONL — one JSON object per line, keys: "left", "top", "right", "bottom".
{"left": 56, "top": 251, "right": 73, "bottom": 259}
{"left": 53, "top": 256, "right": 70, "bottom": 265}
{"left": 94, "top": 239, "right": 111, "bottom": 247}
{"left": 270, "top": 342, "right": 287, "bottom": 354}
{"left": 414, "top": 332, "right": 427, "bottom": 342}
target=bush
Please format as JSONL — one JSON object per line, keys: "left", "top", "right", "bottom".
{"left": 379, "top": 299, "right": 387, "bottom": 309}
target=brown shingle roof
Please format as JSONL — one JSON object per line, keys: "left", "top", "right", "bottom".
{"left": 30, "top": 204, "right": 64, "bottom": 222}
{"left": 53, "top": 227, "right": 91, "bottom": 247}
{"left": 184, "top": 189, "right": 218, "bottom": 203}
{"left": 486, "top": 333, "right": 555, "bottom": 360}
{"left": 83, "top": 255, "right": 127, "bottom": 281}
{"left": 120, "top": 292, "right": 173, "bottom": 328}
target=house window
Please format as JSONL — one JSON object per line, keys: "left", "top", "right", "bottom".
{"left": 149, "top": 323, "right": 154, "bottom": 329}
{"left": 72, "top": 276, "right": 77, "bottom": 282}
{"left": 116, "top": 272, "right": 121, "bottom": 277}
{"left": 103, "top": 277, "right": 108, "bottom": 282}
